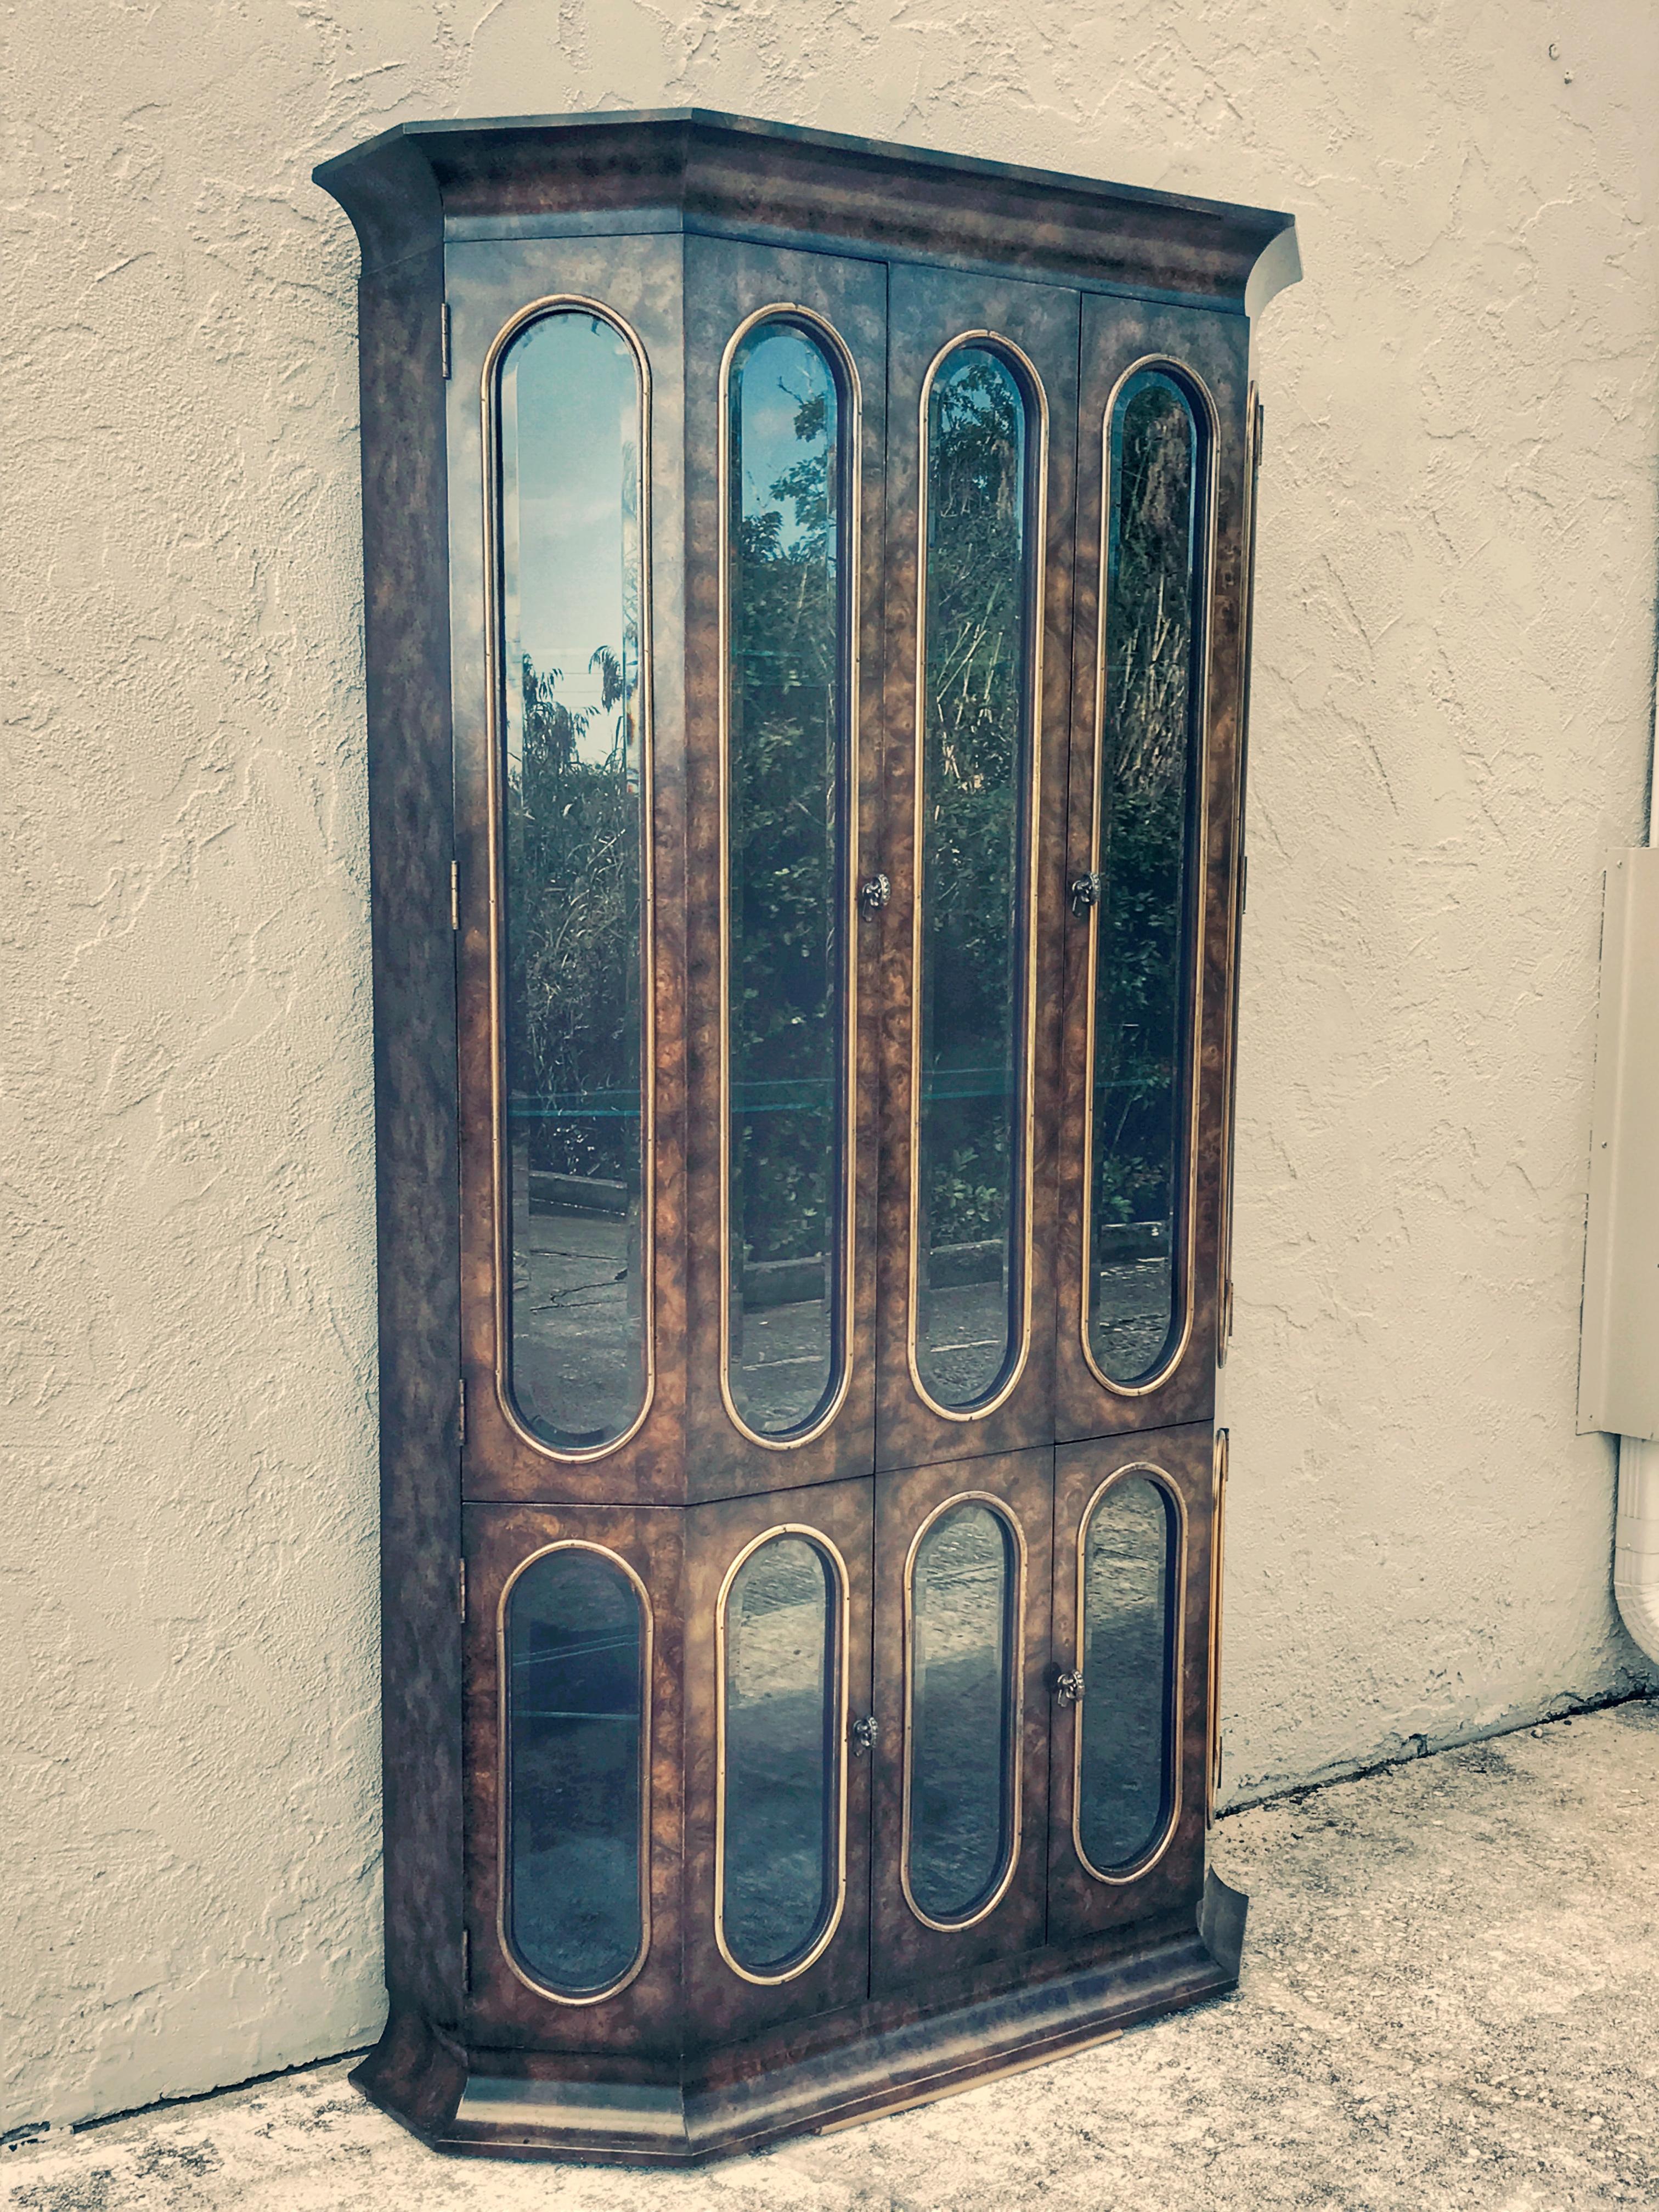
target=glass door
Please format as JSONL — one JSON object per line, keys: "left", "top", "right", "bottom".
{"left": 1046, "top": 1426, "right": 1211, "bottom": 1943}
{"left": 868, "top": 1447, "right": 1053, "bottom": 1995}
{"left": 681, "top": 235, "right": 889, "bottom": 1502}
{"left": 1054, "top": 293, "right": 1252, "bottom": 1442}
{"left": 875, "top": 266, "right": 1079, "bottom": 1474}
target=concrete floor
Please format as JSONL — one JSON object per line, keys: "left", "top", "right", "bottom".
{"left": 8, "top": 1699, "right": 1658, "bottom": 2211}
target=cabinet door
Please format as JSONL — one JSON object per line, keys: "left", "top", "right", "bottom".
{"left": 462, "top": 1503, "right": 685, "bottom": 2055}
{"left": 448, "top": 234, "right": 691, "bottom": 1508}
{"left": 1046, "top": 1426, "right": 1213, "bottom": 1944}
{"left": 869, "top": 1448, "right": 1052, "bottom": 1994}
{"left": 681, "top": 1478, "right": 874, "bottom": 2040}
{"left": 1054, "top": 296, "right": 1252, "bottom": 1442}
{"left": 874, "top": 265, "right": 1078, "bottom": 1474}
{"left": 680, "top": 235, "right": 888, "bottom": 1503}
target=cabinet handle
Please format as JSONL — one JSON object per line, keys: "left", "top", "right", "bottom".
{"left": 1052, "top": 1669, "right": 1085, "bottom": 1707}
{"left": 858, "top": 873, "right": 891, "bottom": 918}
{"left": 850, "top": 1713, "right": 879, "bottom": 1754}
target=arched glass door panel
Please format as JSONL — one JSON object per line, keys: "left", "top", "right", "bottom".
{"left": 912, "top": 343, "right": 1041, "bottom": 1414}
{"left": 904, "top": 1498, "right": 1022, "bottom": 1924}
{"left": 1076, "top": 1474, "right": 1180, "bottom": 1875}
{"left": 493, "top": 306, "right": 651, "bottom": 1454}
{"left": 503, "top": 1544, "right": 650, "bottom": 1998}
{"left": 722, "top": 315, "right": 855, "bottom": 1442}
{"left": 718, "top": 1532, "right": 845, "bottom": 1978}
{"left": 1087, "top": 367, "right": 1207, "bottom": 1389}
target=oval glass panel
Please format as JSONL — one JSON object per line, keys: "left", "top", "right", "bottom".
{"left": 720, "top": 1534, "right": 842, "bottom": 1974}
{"left": 505, "top": 1545, "right": 647, "bottom": 1996}
{"left": 906, "top": 1500, "right": 1019, "bottom": 1922}
{"left": 914, "top": 346, "right": 1037, "bottom": 1411}
{"left": 724, "top": 320, "right": 851, "bottom": 1438}
{"left": 1089, "top": 369, "right": 1205, "bottom": 1387}
{"left": 496, "top": 309, "right": 650, "bottom": 1452}
{"left": 1077, "top": 1475, "right": 1178, "bottom": 1874}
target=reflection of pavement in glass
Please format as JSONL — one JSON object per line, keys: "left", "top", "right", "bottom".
{"left": 915, "top": 1277, "right": 1011, "bottom": 1403}
{"left": 1079, "top": 1480, "right": 1170, "bottom": 1869}
{"left": 511, "top": 1205, "right": 641, "bottom": 1440}
{"left": 910, "top": 1510, "right": 1010, "bottom": 1918}
{"left": 723, "top": 1552, "right": 832, "bottom": 1969}
{"left": 1093, "top": 1257, "right": 1173, "bottom": 1380}
{"left": 729, "top": 1297, "right": 833, "bottom": 1434}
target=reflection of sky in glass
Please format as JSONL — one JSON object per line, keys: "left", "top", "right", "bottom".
{"left": 500, "top": 313, "right": 640, "bottom": 769}
{"left": 738, "top": 330, "right": 833, "bottom": 550}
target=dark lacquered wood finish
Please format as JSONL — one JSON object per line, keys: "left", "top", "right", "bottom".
{"left": 1053, "top": 298, "right": 1252, "bottom": 1444}
{"left": 317, "top": 107, "right": 1294, "bottom": 2167}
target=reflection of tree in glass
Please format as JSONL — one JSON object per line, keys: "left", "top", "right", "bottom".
{"left": 504, "top": 644, "right": 641, "bottom": 1187}
{"left": 1094, "top": 377, "right": 1198, "bottom": 1237}
{"left": 729, "top": 344, "right": 842, "bottom": 1271}
{"left": 920, "top": 352, "right": 1028, "bottom": 1252}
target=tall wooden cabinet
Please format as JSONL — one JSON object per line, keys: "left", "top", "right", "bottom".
{"left": 315, "top": 108, "right": 1297, "bottom": 2164}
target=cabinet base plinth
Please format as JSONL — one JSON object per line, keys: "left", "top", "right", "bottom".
{"left": 352, "top": 1872, "right": 1246, "bottom": 2166}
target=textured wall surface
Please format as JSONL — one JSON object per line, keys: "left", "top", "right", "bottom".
{"left": 4, "top": 0, "right": 1656, "bottom": 2135}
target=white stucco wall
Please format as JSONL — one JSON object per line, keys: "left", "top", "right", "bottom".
{"left": 5, "top": 0, "right": 1656, "bottom": 2136}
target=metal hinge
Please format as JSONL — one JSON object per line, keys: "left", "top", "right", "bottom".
{"left": 1240, "top": 853, "right": 1248, "bottom": 913}
{"left": 459, "top": 1558, "right": 467, "bottom": 1626}
{"left": 458, "top": 1374, "right": 466, "bottom": 1448}
{"left": 461, "top": 1927, "right": 471, "bottom": 1992}
{"left": 441, "top": 301, "right": 452, "bottom": 380}
{"left": 450, "top": 860, "right": 459, "bottom": 932}
{"left": 1252, "top": 392, "right": 1264, "bottom": 473}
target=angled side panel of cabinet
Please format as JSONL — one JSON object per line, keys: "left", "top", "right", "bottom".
{"left": 680, "top": 236, "right": 887, "bottom": 1501}
{"left": 1046, "top": 1425, "right": 1212, "bottom": 1943}
{"left": 1055, "top": 296, "right": 1251, "bottom": 1443}
{"left": 358, "top": 240, "right": 466, "bottom": 2032}
{"left": 447, "top": 236, "right": 691, "bottom": 1505}
{"left": 876, "top": 266, "right": 1078, "bottom": 1474}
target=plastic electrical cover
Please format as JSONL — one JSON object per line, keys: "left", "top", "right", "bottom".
{"left": 1578, "top": 849, "right": 1659, "bottom": 1439}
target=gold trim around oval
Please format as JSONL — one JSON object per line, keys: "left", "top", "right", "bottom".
{"left": 906, "top": 332, "right": 1047, "bottom": 1425}
{"left": 712, "top": 1523, "right": 852, "bottom": 1985}
{"left": 1079, "top": 356, "right": 1222, "bottom": 1400}
{"left": 715, "top": 304, "right": 864, "bottom": 1452}
{"left": 899, "top": 1489, "right": 1027, "bottom": 1932}
{"left": 479, "top": 295, "right": 658, "bottom": 1463}
{"left": 1070, "top": 1462, "right": 1188, "bottom": 1885}
{"left": 495, "top": 1538, "right": 654, "bottom": 2005}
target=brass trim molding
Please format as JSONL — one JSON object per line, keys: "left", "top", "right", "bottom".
{"left": 495, "top": 1538, "right": 655, "bottom": 2005}
{"left": 713, "top": 1523, "right": 852, "bottom": 1985}
{"left": 715, "top": 304, "right": 864, "bottom": 1451}
{"left": 1078, "top": 355, "right": 1221, "bottom": 1401}
{"left": 906, "top": 331, "right": 1047, "bottom": 1425}
{"left": 479, "top": 295, "right": 658, "bottom": 1463}
{"left": 1070, "top": 1462, "right": 1187, "bottom": 1885}
{"left": 899, "top": 1489, "right": 1027, "bottom": 1932}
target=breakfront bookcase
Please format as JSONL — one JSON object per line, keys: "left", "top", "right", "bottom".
{"left": 315, "top": 109, "right": 1296, "bottom": 2165}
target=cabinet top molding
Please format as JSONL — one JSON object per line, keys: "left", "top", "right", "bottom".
{"left": 313, "top": 108, "right": 1299, "bottom": 313}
